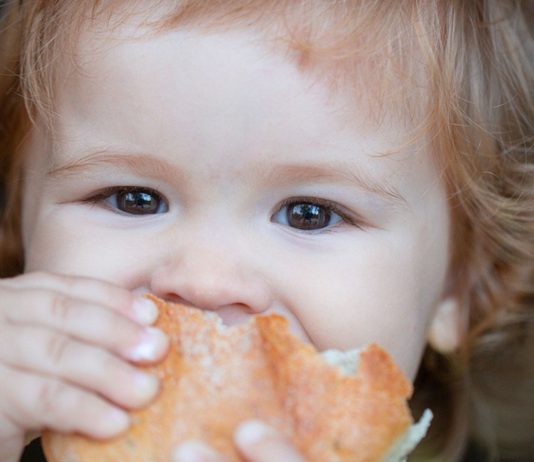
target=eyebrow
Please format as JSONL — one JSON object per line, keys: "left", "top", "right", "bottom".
{"left": 48, "top": 149, "right": 407, "bottom": 205}
{"left": 262, "top": 164, "right": 407, "bottom": 205}
{"left": 48, "top": 150, "right": 188, "bottom": 184}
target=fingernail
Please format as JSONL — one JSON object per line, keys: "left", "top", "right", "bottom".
{"left": 173, "top": 440, "right": 215, "bottom": 462}
{"left": 128, "top": 327, "right": 168, "bottom": 362}
{"left": 132, "top": 298, "right": 158, "bottom": 325}
{"left": 104, "top": 408, "right": 130, "bottom": 434}
{"left": 235, "top": 420, "right": 273, "bottom": 446}
{"left": 133, "top": 372, "right": 159, "bottom": 402}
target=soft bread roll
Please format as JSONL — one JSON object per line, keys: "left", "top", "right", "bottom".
{"left": 42, "top": 296, "right": 431, "bottom": 462}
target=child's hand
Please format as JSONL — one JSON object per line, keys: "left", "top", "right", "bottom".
{"left": 173, "top": 421, "right": 306, "bottom": 462}
{"left": 0, "top": 272, "right": 169, "bottom": 462}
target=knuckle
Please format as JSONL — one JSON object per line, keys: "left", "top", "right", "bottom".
{"left": 57, "top": 273, "right": 80, "bottom": 291}
{"left": 45, "top": 333, "right": 72, "bottom": 367}
{"left": 49, "top": 272, "right": 90, "bottom": 292}
{"left": 49, "top": 292, "right": 74, "bottom": 321}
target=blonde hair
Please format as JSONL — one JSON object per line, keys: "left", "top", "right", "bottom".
{"left": 1, "top": 1, "right": 533, "bottom": 460}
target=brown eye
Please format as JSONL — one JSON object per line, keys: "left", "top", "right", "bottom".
{"left": 271, "top": 198, "right": 346, "bottom": 231}
{"left": 115, "top": 189, "right": 167, "bottom": 215}
{"left": 286, "top": 202, "right": 332, "bottom": 230}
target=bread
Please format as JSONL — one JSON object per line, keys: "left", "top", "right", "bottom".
{"left": 42, "top": 296, "right": 431, "bottom": 461}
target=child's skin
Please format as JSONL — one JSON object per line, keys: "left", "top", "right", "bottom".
{"left": 1, "top": 21, "right": 457, "bottom": 462}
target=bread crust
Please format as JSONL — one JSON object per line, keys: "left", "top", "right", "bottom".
{"left": 42, "top": 296, "right": 413, "bottom": 462}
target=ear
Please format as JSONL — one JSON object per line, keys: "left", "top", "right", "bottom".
{"left": 427, "top": 297, "right": 462, "bottom": 354}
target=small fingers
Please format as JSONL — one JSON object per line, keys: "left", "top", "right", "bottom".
{"left": 1, "top": 272, "right": 134, "bottom": 313}
{"left": 1, "top": 271, "right": 157, "bottom": 326}
{"left": 172, "top": 421, "right": 305, "bottom": 462}
{"left": 0, "top": 364, "right": 130, "bottom": 440}
{"left": 173, "top": 441, "right": 227, "bottom": 462}
{"left": 235, "top": 421, "right": 306, "bottom": 462}
{"left": 2, "top": 288, "right": 168, "bottom": 365}
{"left": 0, "top": 325, "right": 160, "bottom": 409}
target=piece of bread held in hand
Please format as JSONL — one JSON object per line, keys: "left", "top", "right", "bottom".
{"left": 42, "top": 296, "right": 432, "bottom": 462}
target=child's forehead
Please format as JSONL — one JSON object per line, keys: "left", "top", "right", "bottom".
{"left": 53, "top": 31, "right": 425, "bottom": 172}
{"left": 54, "top": 26, "right": 417, "bottom": 157}
{"left": 48, "top": 0, "right": 429, "bottom": 133}
{"left": 42, "top": 14, "right": 433, "bottom": 193}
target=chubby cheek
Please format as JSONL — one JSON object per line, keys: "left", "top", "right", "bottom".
{"left": 276, "top": 239, "right": 442, "bottom": 379}
{"left": 24, "top": 217, "right": 147, "bottom": 288}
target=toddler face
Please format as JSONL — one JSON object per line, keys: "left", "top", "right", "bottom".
{"left": 21, "top": 24, "right": 450, "bottom": 378}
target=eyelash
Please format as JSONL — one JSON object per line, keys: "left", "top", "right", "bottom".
{"left": 274, "top": 196, "right": 362, "bottom": 231}
{"left": 83, "top": 188, "right": 363, "bottom": 230}
{"left": 84, "top": 186, "right": 167, "bottom": 214}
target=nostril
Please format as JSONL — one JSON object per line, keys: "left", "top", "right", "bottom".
{"left": 214, "top": 305, "right": 257, "bottom": 327}
{"left": 157, "top": 294, "right": 255, "bottom": 326}
{"left": 161, "top": 293, "right": 195, "bottom": 307}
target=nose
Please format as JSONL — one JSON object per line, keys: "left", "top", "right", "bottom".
{"left": 149, "top": 245, "right": 273, "bottom": 322}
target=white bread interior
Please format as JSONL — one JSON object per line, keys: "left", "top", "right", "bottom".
{"left": 321, "top": 348, "right": 432, "bottom": 461}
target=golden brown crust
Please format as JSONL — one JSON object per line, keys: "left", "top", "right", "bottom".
{"left": 42, "top": 297, "right": 413, "bottom": 462}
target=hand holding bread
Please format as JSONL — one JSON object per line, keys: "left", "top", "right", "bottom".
{"left": 0, "top": 273, "right": 168, "bottom": 462}
{"left": 43, "top": 296, "right": 431, "bottom": 462}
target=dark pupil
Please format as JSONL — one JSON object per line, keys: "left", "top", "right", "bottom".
{"left": 119, "top": 190, "right": 159, "bottom": 214}
{"left": 287, "top": 203, "right": 330, "bottom": 230}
